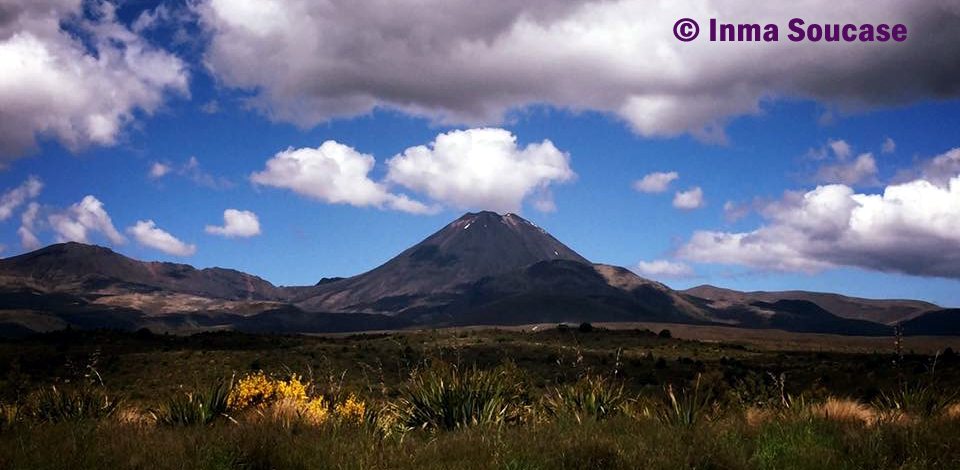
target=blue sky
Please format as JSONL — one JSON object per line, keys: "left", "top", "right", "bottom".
{"left": 2, "top": 0, "right": 960, "bottom": 306}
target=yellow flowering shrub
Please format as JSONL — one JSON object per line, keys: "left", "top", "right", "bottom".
{"left": 228, "top": 372, "right": 354, "bottom": 428}
{"left": 229, "top": 372, "right": 275, "bottom": 410}
{"left": 274, "top": 375, "right": 309, "bottom": 402}
{"left": 301, "top": 397, "right": 330, "bottom": 425}
{"left": 335, "top": 393, "right": 366, "bottom": 424}
{"left": 229, "top": 372, "right": 310, "bottom": 411}
{"left": 227, "top": 371, "right": 338, "bottom": 427}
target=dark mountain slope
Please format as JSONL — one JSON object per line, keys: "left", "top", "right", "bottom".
{"left": 0, "top": 242, "right": 284, "bottom": 301}
{"left": 901, "top": 309, "right": 960, "bottom": 336}
{"left": 709, "top": 299, "right": 893, "bottom": 336}
{"left": 685, "top": 284, "right": 937, "bottom": 325}
{"left": 407, "top": 260, "right": 710, "bottom": 326}
{"left": 296, "top": 211, "right": 590, "bottom": 314}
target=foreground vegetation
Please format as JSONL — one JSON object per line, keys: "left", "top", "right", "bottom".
{"left": 1, "top": 326, "right": 959, "bottom": 469}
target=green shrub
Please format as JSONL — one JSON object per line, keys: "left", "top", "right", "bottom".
{"left": 542, "top": 375, "right": 624, "bottom": 423}
{"left": 391, "top": 363, "right": 529, "bottom": 431}
{"left": 732, "top": 372, "right": 787, "bottom": 409}
{"left": 150, "top": 379, "right": 233, "bottom": 426}
{"left": 25, "top": 385, "right": 121, "bottom": 423}
{"left": 732, "top": 372, "right": 811, "bottom": 420}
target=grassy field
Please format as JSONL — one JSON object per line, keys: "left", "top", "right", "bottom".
{"left": 1, "top": 325, "right": 959, "bottom": 469}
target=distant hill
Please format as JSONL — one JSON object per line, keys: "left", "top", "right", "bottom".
{"left": 684, "top": 284, "right": 937, "bottom": 325}
{"left": 0, "top": 242, "right": 289, "bottom": 336}
{"left": 901, "top": 309, "right": 960, "bottom": 336}
{"left": 706, "top": 299, "right": 892, "bottom": 336}
{"left": 0, "top": 242, "right": 284, "bottom": 301}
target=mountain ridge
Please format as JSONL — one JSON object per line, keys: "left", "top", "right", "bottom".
{"left": 0, "top": 212, "right": 952, "bottom": 337}
{"left": 684, "top": 284, "right": 938, "bottom": 325}
{"left": 0, "top": 242, "right": 284, "bottom": 301}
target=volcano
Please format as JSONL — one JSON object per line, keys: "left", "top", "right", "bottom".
{"left": 295, "top": 211, "right": 589, "bottom": 312}
{"left": 294, "top": 211, "right": 708, "bottom": 325}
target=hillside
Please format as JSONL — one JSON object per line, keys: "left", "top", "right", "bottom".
{"left": 0, "top": 242, "right": 284, "bottom": 301}
{"left": 685, "top": 284, "right": 937, "bottom": 325}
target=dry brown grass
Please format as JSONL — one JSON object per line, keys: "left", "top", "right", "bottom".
{"left": 744, "top": 407, "right": 774, "bottom": 427}
{"left": 247, "top": 397, "right": 331, "bottom": 429}
{"left": 812, "top": 397, "right": 877, "bottom": 426}
{"left": 115, "top": 406, "right": 154, "bottom": 426}
{"left": 945, "top": 403, "right": 960, "bottom": 420}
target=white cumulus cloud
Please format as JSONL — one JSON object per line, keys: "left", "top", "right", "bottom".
{"left": 48, "top": 195, "right": 126, "bottom": 245}
{"left": 0, "top": 176, "right": 42, "bottom": 220}
{"left": 205, "top": 209, "right": 261, "bottom": 238}
{"left": 723, "top": 200, "right": 753, "bottom": 223}
{"left": 0, "top": 0, "right": 189, "bottom": 161}
{"left": 251, "top": 141, "right": 433, "bottom": 214}
{"left": 678, "top": 171, "right": 960, "bottom": 278}
{"left": 17, "top": 201, "right": 41, "bottom": 249}
{"left": 149, "top": 162, "right": 172, "bottom": 179}
{"left": 150, "top": 157, "right": 233, "bottom": 189}
{"left": 673, "top": 187, "right": 704, "bottom": 210}
{"left": 894, "top": 147, "right": 960, "bottom": 187}
{"left": 127, "top": 220, "right": 196, "bottom": 256}
{"left": 814, "top": 153, "right": 879, "bottom": 186}
{"left": 386, "top": 128, "right": 575, "bottom": 213}
{"left": 633, "top": 171, "right": 678, "bottom": 194}
{"left": 828, "top": 140, "right": 853, "bottom": 160}
{"left": 633, "top": 259, "right": 694, "bottom": 279}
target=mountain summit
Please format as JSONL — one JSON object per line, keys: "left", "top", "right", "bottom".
{"left": 295, "top": 211, "right": 590, "bottom": 313}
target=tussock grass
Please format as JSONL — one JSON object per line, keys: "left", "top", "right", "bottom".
{"left": 946, "top": 402, "right": 960, "bottom": 420}
{"left": 812, "top": 397, "right": 877, "bottom": 426}
{"left": 655, "top": 375, "right": 715, "bottom": 427}
{"left": 542, "top": 374, "right": 625, "bottom": 423}
{"left": 0, "top": 402, "right": 20, "bottom": 429}
{"left": 115, "top": 406, "right": 153, "bottom": 426}
{"left": 873, "top": 382, "right": 958, "bottom": 419}
{"left": 149, "top": 379, "right": 232, "bottom": 426}
{"left": 391, "top": 362, "right": 530, "bottom": 431}
{"left": 24, "top": 384, "right": 121, "bottom": 423}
